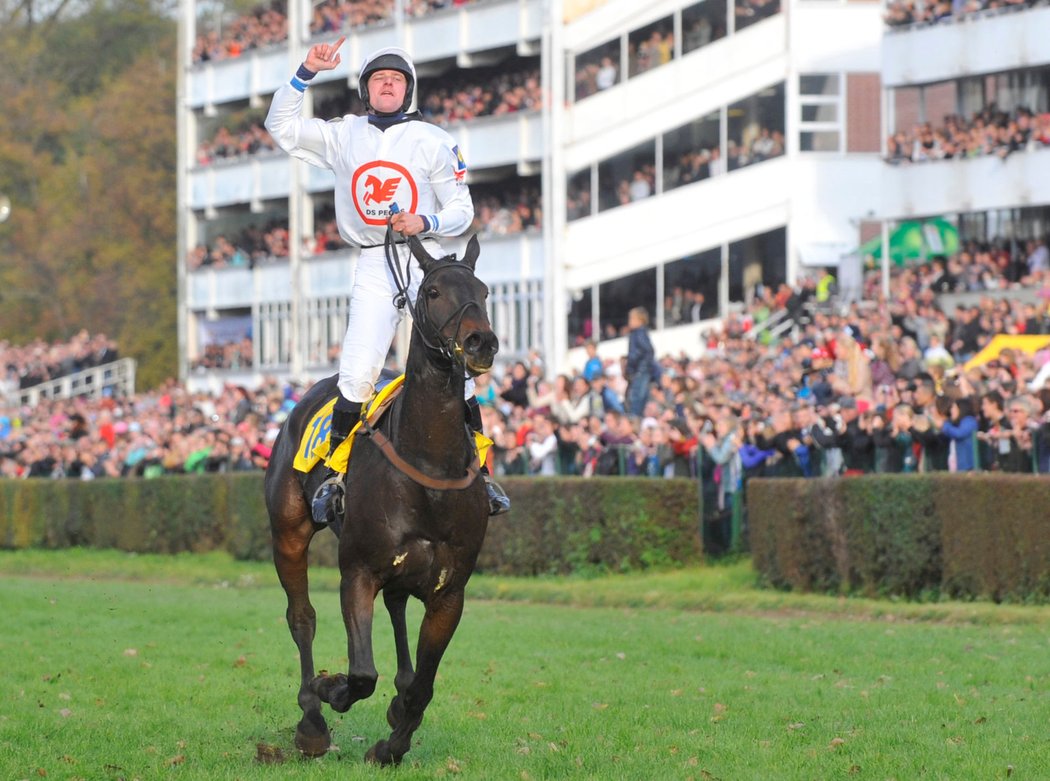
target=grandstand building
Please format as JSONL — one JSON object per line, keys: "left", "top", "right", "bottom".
{"left": 177, "top": 0, "right": 1050, "bottom": 391}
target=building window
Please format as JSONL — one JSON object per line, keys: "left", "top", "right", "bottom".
{"left": 598, "top": 268, "right": 657, "bottom": 341}
{"left": 728, "top": 82, "right": 786, "bottom": 169}
{"left": 729, "top": 227, "right": 786, "bottom": 305}
{"left": 574, "top": 39, "right": 621, "bottom": 102}
{"left": 627, "top": 16, "right": 675, "bottom": 78}
{"left": 597, "top": 141, "right": 656, "bottom": 213}
{"left": 664, "top": 249, "right": 721, "bottom": 325}
{"left": 566, "top": 168, "right": 593, "bottom": 222}
{"left": 799, "top": 73, "right": 843, "bottom": 152}
{"left": 304, "top": 296, "right": 349, "bottom": 367}
{"left": 567, "top": 287, "right": 594, "bottom": 348}
{"left": 257, "top": 301, "right": 292, "bottom": 368}
{"left": 682, "top": 0, "right": 727, "bottom": 55}
{"left": 663, "top": 111, "right": 721, "bottom": 192}
{"left": 735, "top": 0, "right": 781, "bottom": 32}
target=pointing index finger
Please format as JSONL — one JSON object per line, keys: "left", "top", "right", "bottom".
{"left": 331, "top": 36, "right": 346, "bottom": 54}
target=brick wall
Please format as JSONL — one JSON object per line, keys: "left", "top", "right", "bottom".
{"left": 847, "top": 73, "right": 882, "bottom": 153}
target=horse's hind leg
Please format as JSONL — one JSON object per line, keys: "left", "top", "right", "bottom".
{"left": 383, "top": 590, "right": 415, "bottom": 729}
{"left": 272, "top": 513, "right": 330, "bottom": 757}
{"left": 366, "top": 590, "right": 465, "bottom": 766}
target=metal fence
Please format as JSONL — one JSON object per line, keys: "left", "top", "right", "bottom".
{"left": 8, "top": 358, "right": 137, "bottom": 406}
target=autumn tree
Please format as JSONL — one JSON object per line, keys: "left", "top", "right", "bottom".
{"left": 0, "top": 0, "right": 177, "bottom": 388}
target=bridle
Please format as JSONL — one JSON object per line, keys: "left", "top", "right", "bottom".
{"left": 364, "top": 221, "right": 485, "bottom": 490}
{"left": 383, "top": 221, "right": 486, "bottom": 372}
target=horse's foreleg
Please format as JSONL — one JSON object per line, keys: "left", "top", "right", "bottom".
{"left": 273, "top": 517, "right": 330, "bottom": 757}
{"left": 383, "top": 590, "right": 414, "bottom": 729}
{"left": 313, "top": 570, "right": 380, "bottom": 713}
{"left": 366, "top": 590, "right": 465, "bottom": 766}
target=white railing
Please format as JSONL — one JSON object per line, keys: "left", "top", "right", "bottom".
{"left": 882, "top": 3, "right": 1050, "bottom": 87}
{"left": 10, "top": 358, "right": 137, "bottom": 407}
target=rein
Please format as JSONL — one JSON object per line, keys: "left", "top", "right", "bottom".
{"left": 383, "top": 221, "right": 484, "bottom": 370}
{"left": 359, "top": 413, "right": 481, "bottom": 490}
{"left": 367, "top": 220, "right": 484, "bottom": 491}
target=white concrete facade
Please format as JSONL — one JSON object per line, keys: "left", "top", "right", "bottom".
{"left": 179, "top": 0, "right": 1047, "bottom": 388}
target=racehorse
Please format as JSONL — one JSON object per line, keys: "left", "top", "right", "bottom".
{"left": 264, "top": 232, "right": 498, "bottom": 765}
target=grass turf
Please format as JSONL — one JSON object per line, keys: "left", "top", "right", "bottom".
{"left": 0, "top": 549, "right": 1047, "bottom": 780}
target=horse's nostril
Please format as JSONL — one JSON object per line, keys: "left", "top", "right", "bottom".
{"left": 464, "top": 333, "right": 482, "bottom": 353}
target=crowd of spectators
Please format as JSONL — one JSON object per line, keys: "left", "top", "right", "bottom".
{"left": 886, "top": 104, "right": 1050, "bottom": 164}
{"left": 186, "top": 184, "right": 540, "bottom": 271}
{"left": 573, "top": 1, "right": 778, "bottom": 101}
{"left": 628, "top": 28, "right": 674, "bottom": 78}
{"left": 8, "top": 242, "right": 1050, "bottom": 495}
{"left": 567, "top": 124, "right": 784, "bottom": 220}
{"left": 196, "top": 122, "right": 276, "bottom": 166}
{"left": 195, "top": 57, "right": 540, "bottom": 172}
{"left": 192, "top": 0, "right": 479, "bottom": 64}
{"left": 883, "top": 0, "right": 1037, "bottom": 29}
{"left": 574, "top": 51, "right": 620, "bottom": 101}
{"left": 664, "top": 126, "right": 785, "bottom": 191}
{"left": 190, "top": 338, "right": 255, "bottom": 373}
{"left": 309, "top": 0, "right": 395, "bottom": 34}
{"left": 470, "top": 181, "right": 542, "bottom": 236}
{"left": 192, "top": 3, "right": 288, "bottom": 64}
{"left": 309, "top": 61, "right": 542, "bottom": 129}
{"left": 2, "top": 331, "right": 119, "bottom": 396}
{"left": 186, "top": 222, "right": 291, "bottom": 270}
{"left": 419, "top": 66, "right": 542, "bottom": 126}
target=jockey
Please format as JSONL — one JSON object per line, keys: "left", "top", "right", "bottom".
{"left": 265, "top": 40, "right": 510, "bottom": 520}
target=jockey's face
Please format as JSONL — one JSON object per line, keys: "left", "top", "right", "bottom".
{"left": 368, "top": 69, "right": 408, "bottom": 113}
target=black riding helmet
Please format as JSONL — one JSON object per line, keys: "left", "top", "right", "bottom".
{"left": 358, "top": 47, "right": 416, "bottom": 114}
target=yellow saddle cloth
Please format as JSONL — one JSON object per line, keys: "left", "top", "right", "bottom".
{"left": 292, "top": 375, "right": 492, "bottom": 475}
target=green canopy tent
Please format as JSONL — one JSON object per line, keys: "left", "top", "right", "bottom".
{"left": 856, "top": 217, "right": 960, "bottom": 266}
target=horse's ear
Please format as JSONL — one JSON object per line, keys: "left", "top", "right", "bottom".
{"left": 408, "top": 235, "right": 437, "bottom": 273}
{"left": 462, "top": 234, "right": 480, "bottom": 271}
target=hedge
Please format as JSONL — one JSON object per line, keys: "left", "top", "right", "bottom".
{"left": 7, "top": 472, "right": 1048, "bottom": 601}
{"left": 748, "top": 473, "right": 1050, "bottom": 602}
{"left": 0, "top": 474, "right": 703, "bottom": 575}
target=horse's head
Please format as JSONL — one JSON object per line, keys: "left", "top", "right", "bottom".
{"left": 408, "top": 234, "right": 499, "bottom": 375}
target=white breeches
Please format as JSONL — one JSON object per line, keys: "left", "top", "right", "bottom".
{"left": 337, "top": 240, "right": 476, "bottom": 404}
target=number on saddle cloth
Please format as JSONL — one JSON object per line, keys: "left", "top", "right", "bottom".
{"left": 292, "top": 373, "right": 405, "bottom": 475}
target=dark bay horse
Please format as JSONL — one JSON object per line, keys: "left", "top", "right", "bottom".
{"left": 264, "top": 234, "right": 498, "bottom": 765}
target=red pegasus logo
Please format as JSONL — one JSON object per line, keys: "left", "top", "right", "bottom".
{"left": 363, "top": 175, "right": 402, "bottom": 206}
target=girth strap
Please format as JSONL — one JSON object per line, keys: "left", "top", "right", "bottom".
{"left": 359, "top": 418, "right": 481, "bottom": 491}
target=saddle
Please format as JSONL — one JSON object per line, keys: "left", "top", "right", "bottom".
{"left": 293, "top": 374, "right": 492, "bottom": 476}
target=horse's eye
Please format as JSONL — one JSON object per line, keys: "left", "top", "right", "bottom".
{"left": 426, "top": 286, "right": 440, "bottom": 300}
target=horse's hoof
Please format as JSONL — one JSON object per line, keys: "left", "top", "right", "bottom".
{"left": 365, "top": 740, "right": 399, "bottom": 766}
{"left": 311, "top": 673, "right": 351, "bottom": 712}
{"left": 295, "top": 715, "right": 331, "bottom": 758}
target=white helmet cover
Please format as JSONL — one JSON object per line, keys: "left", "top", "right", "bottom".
{"left": 358, "top": 47, "right": 417, "bottom": 114}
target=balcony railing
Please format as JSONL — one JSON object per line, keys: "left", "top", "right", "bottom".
{"left": 880, "top": 146, "right": 1050, "bottom": 219}
{"left": 882, "top": 3, "right": 1050, "bottom": 87}
{"left": 188, "top": 112, "right": 541, "bottom": 211}
{"left": 185, "top": 231, "right": 544, "bottom": 311}
{"left": 187, "top": 0, "right": 543, "bottom": 110}
{"left": 11, "top": 359, "right": 137, "bottom": 406}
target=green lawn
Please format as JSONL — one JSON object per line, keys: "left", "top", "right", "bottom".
{"left": 0, "top": 549, "right": 1047, "bottom": 780}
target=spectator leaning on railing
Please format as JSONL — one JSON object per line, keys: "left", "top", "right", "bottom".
{"left": 2, "top": 331, "right": 119, "bottom": 392}
{"left": 886, "top": 104, "right": 1050, "bottom": 165}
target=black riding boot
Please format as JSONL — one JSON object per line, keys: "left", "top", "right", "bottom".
{"left": 466, "top": 396, "right": 510, "bottom": 516}
{"left": 311, "top": 397, "right": 362, "bottom": 526}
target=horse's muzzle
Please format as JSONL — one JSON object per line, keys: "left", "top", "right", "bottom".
{"left": 462, "top": 330, "right": 499, "bottom": 375}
